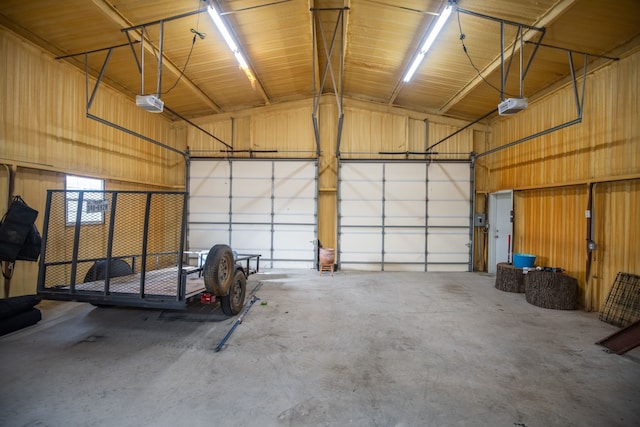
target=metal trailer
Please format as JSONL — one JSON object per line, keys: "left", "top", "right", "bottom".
{"left": 36, "top": 190, "right": 260, "bottom": 315}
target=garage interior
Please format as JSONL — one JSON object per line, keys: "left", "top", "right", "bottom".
{"left": 1, "top": 0, "right": 639, "bottom": 425}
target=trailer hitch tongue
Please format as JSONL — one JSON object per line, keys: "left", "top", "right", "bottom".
{"left": 214, "top": 295, "right": 260, "bottom": 352}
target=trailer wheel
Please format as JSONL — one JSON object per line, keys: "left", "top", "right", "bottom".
{"left": 220, "top": 269, "right": 246, "bottom": 316}
{"left": 203, "top": 245, "right": 235, "bottom": 295}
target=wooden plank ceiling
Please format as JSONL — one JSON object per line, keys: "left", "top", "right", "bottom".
{"left": 1, "top": 0, "right": 639, "bottom": 121}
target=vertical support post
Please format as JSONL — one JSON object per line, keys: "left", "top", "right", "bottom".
{"left": 157, "top": 20, "right": 164, "bottom": 97}
{"left": 469, "top": 154, "right": 476, "bottom": 272}
{"left": 336, "top": 161, "right": 343, "bottom": 269}
{"left": 104, "top": 192, "right": 118, "bottom": 295}
{"left": 139, "top": 193, "right": 153, "bottom": 298}
{"left": 500, "top": 21, "right": 505, "bottom": 101}
{"left": 270, "top": 161, "right": 276, "bottom": 269}
{"left": 69, "top": 191, "right": 85, "bottom": 293}
{"left": 228, "top": 159, "right": 234, "bottom": 249}
{"left": 518, "top": 25, "right": 524, "bottom": 98}
{"left": 177, "top": 192, "right": 188, "bottom": 301}
{"left": 424, "top": 162, "right": 430, "bottom": 272}
{"left": 37, "top": 190, "right": 53, "bottom": 293}
{"left": 311, "top": 7, "right": 348, "bottom": 158}
{"left": 381, "top": 163, "right": 386, "bottom": 271}
{"left": 141, "top": 28, "right": 145, "bottom": 94}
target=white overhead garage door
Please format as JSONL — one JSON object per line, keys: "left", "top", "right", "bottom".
{"left": 338, "top": 161, "right": 471, "bottom": 272}
{"left": 188, "top": 159, "right": 317, "bottom": 269}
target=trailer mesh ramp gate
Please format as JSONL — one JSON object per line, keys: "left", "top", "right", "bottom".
{"left": 37, "top": 190, "right": 202, "bottom": 309}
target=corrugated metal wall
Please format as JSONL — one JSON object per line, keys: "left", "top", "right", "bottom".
{"left": 476, "top": 50, "right": 640, "bottom": 310}
{"left": 0, "top": 28, "right": 183, "bottom": 186}
{"left": 0, "top": 28, "right": 184, "bottom": 297}
{"left": 3, "top": 21, "right": 638, "bottom": 310}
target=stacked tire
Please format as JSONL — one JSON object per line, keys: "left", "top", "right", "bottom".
{"left": 0, "top": 295, "right": 41, "bottom": 336}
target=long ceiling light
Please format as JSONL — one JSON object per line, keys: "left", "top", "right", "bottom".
{"left": 207, "top": 2, "right": 257, "bottom": 87}
{"left": 403, "top": 2, "right": 454, "bottom": 82}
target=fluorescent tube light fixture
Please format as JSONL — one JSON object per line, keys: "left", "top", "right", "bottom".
{"left": 403, "top": 3, "right": 454, "bottom": 82}
{"left": 207, "top": 3, "right": 256, "bottom": 87}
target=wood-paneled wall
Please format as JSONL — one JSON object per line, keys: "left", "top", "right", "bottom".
{"left": 1, "top": 27, "right": 186, "bottom": 297}
{"left": 476, "top": 50, "right": 640, "bottom": 310}
{"left": 182, "top": 99, "right": 317, "bottom": 158}
{"left": 339, "top": 100, "right": 475, "bottom": 160}
{"left": 4, "top": 20, "right": 636, "bottom": 313}
{"left": 0, "top": 27, "right": 184, "bottom": 187}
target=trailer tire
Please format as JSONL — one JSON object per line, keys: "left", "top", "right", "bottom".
{"left": 203, "top": 245, "right": 235, "bottom": 295}
{"left": 220, "top": 269, "right": 246, "bottom": 316}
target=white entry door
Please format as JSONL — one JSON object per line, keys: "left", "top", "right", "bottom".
{"left": 487, "top": 190, "right": 514, "bottom": 273}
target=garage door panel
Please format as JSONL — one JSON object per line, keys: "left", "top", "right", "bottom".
{"left": 428, "top": 162, "right": 469, "bottom": 180}
{"left": 231, "top": 225, "right": 271, "bottom": 255}
{"left": 341, "top": 181, "right": 383, "bottom": 200}
{"left": 385, "top": 181, "right": 426, "bottom": 200}
{"left": 340, "top": 200, "right": 383, "bottom": 226}
{"left": 233, "top": 179, "right": 272, "bottom": 199}
{"left": 385, "top": 162, "right": 426, "bottom": 180}
{"left": 188, "top": 224, "right": 230, "bottom": 251}
{"left": 427, "top": 232, "right": 469, "bottom": 261}
{"left": 189, "top": 196, "right": 228, "bottom": 213}
{"left": 274, "top": 197, "right": 315, "bottom": 217}
{"left": 428, "top": 181, "right": 470, "bottom": 199}
{"left": 274, "top": 161, "right": 315, "bottom": 178}
{"left": 384, "top": 230, "right": 425, "bottom": 263}
{"left": 428, "top": 200, "right": 469, "bottom": 215}
{"left": 189, "top": 160, "right": 317, "bottom": 268}
{"left": 385, "top": 201, "right": 426, "bottom": 226}
{"left": 233, "top": 161, "right": 272, "bottom": 177}
{"left": 188, "top": 212, "right": 229, "bottom": 223}
{"left": 341, "top": 163, "right": 383, "bottom": 181}
{"left": 341, "top": 228, "right": 382, "bottom": 254}
{"left": 189, "top": 162, "right": 229, "bottom": 196}
{"left": 273, "top": 226, "right": 315, "bottom": 251}
{"left": 190, "top": 178, "right": 230, "bottom": 198}
{"left": 274, "top": 178, "right": 315, "bottom": 198}
{"left": 231, "top": 197, "right": 272, "bottom": 223}
{"left": 428, "top": 200, "right": 469, "bottom": 227}
{"left": 338, "top": 161, "right": 470, "bottom": 272}
{"left": 385, "top": 183, "right": 425, "bottom": 200}
{"left": 428, "top": 216, "right": 469, "bottom": 227}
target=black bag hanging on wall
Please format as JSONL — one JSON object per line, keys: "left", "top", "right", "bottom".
{"left": 16, "top": 223, "right": 42, "bottom": 261}
{"left": 0, "top": 196, "right": 40, "bottom": 262}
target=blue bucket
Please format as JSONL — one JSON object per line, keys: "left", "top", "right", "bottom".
{"left": 513, "top": 253, "right": 536, "bottom": 268}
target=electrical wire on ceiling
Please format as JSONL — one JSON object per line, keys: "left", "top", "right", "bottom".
{"left": 160, "top": 14, "right": 205, "bottom": 95}
{"left": 456, "top": 10, "right": 519, "bottom": 98}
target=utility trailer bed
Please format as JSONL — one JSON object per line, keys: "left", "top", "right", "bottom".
{"left": 40, "top": 264, "right": 207, "bottom": 309}
{"left": 36, "top": 190, "right": 260, "bottom": 311}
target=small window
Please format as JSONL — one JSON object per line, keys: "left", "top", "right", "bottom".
{"left": 65, "top": 175, "right": 105, "bottom": 225}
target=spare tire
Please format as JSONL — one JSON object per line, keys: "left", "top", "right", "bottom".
{"left": 203, "top": 244, "right": 235, "bottom": 295}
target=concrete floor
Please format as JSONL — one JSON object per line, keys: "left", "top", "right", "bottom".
{"left": 1, "top": 269, "right": 639, "bottom": 427}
